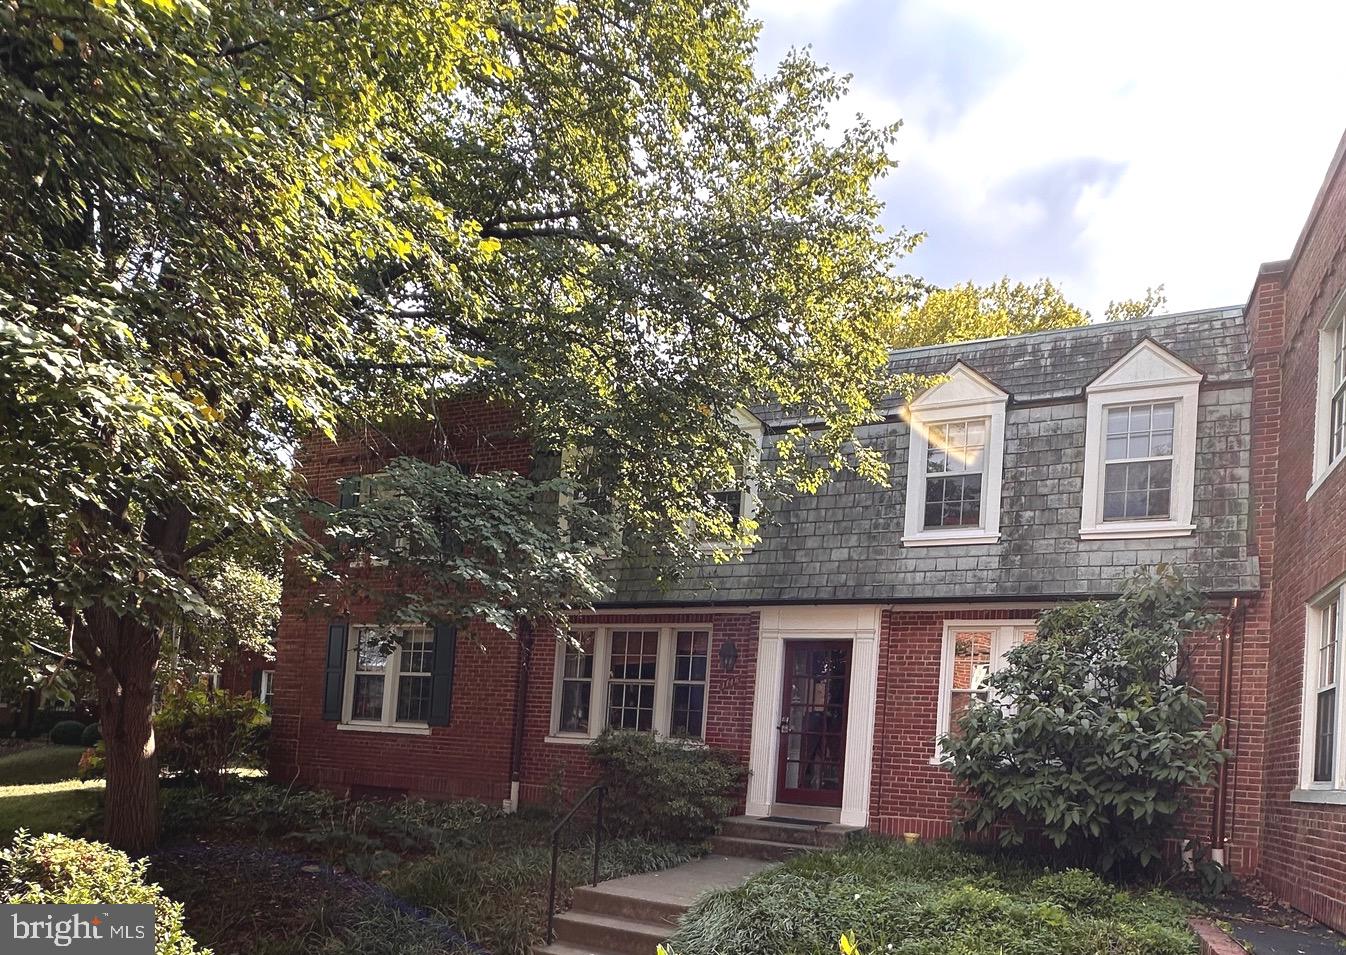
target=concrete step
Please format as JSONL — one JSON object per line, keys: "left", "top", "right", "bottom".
{"left": 551, "top": 910, "right": 670, "bottom": 955}
{"left": 719, "top": 816, "right": 859, "bottom": 848}
{"left": 534, "top": 941, "right": 627, "bottom": 955}
{"left": 708, "top": 834, "right": 818, "bottom": 861}
{"left": 571, "top": 884, "right": 685, "bottom": 927}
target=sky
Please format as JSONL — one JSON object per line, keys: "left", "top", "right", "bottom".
{"left": 747, "top": 0, "right": 1346, "bottom": 316}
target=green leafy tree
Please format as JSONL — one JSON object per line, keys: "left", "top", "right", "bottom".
{"left": 942, "top": 568, "right": 1228, "bottom": 874}
{"left": 887, "top": 277, "right": 1167, "bottom": 349}
{"left": 1, "top": 0, "right": 913, "bottom": 850}
{"left": 163, "top": 556, "right": 281, "bottom": 686}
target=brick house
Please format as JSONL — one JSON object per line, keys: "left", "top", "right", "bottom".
{"left": 267, "top": 127, "right": 1346, "bottom": 932}
{"left": 270, "top": 308, "right": 1269, "bottom": 865}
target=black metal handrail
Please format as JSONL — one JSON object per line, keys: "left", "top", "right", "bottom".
{"left": 545, "top": 783, "right": 607, "bottom": 945}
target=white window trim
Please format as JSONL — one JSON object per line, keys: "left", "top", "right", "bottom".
{"left": 902, "top": 364, "right": 1008, "bottom": 547}
{"left": 1309, "top": 295, "right": 1346, "bottom": 498}
{"left": 1298, "top": 579, "right": 1346, "bottom": 793}
{"left": 548, "top": 626, "right": 713, "bottom": 742}
{"left": 341, "top": 624, "right": 434, "bottom": 733}
{"left": 1080, "top": 343, "right": 1201, "bottom": 539}
{"left": 259, "top": 669, "right": 275, "bottom": 706}
{"left": 931, "top": 620, "right": 1037, "bottom": 763}
{"left": 700, "top": 409, "right": 765, "bottom": 553}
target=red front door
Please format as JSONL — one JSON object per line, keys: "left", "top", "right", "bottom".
{"left": 775, "top": 640, "right": 851, "bottom": 807}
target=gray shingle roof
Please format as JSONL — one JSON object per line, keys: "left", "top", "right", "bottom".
{"left": 606, "top": 306, "right": 1260, "bottom": 606}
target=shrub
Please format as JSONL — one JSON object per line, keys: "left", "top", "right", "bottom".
{"left": 942, "top": 567, "right": 1228, "bottom": 874}
{"left": 0, "top": 831, "right": 204, "bottom": 955}
{"left": 81, "top": 722, "right": 101, "bottom": 747}
{"left": 49, "top": 720, "right": 86, "bottom": 746}
{"left": 588, "top": 730, "right": 747, "bottom": 842}
{"left": 156, "top": 688, "right": 269, "bottom": 792}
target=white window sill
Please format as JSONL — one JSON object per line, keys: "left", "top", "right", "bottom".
{"left": 1306, "top": 453, "right": 1346, "bottom": 501}
{"left": 544, "top": 734, "right": 594, "bottom": 746}
{"left": 337, "top": 721, "right": 431, "bottom": 736}
{"left": 1290, "top": 788, "right": 1346, "bottom": 806}
{"left": 1079, "top": 522, "right": 1195, "bottom": 540}
{"left": 902, "top": 532, "right": 1001, "bottom": 548}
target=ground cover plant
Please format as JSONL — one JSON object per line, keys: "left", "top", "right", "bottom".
{"left": 154, "top": 777, "right": 703, "bottom": 955}
{"left": 665, "top": 837, "right": 1197, "bottom": 955}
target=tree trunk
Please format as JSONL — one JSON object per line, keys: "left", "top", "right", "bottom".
{"left": 85, "top": 614, "right": 162, "bottom": 854}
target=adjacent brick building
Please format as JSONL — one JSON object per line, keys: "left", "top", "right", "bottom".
{"left": 267, "top": 129, "right": 1346, "bottom": 931}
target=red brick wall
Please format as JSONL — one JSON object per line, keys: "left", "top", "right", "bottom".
{"left": 270, "top": 397, "right": 536, "bottom": 803}
{"left": 1254, "top": 131, "right": 1346, "bottom": 931}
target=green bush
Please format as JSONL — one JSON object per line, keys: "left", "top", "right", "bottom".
{"left": 0, "top": 831, "right": 204, "bottom": 955}
{"left": 664, "top": 838, "right": 1197, "bottom": 955}
{"left": 49, "top": 720, "right": 85, "bottom": 746}
{"left": 588, "top": 730, "right": 747, "bottom": 841}
{"left": 156, "top": 688, "right": 269, "bottom": 792}
{"left": 942, "top": 567, "right": 1228, "bottom": 874}
{"left": 81, "top": 722, "right": 101, "bottom": 747}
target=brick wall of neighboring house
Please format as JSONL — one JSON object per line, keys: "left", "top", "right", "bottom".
{"left": 269, "top": 397, "right": 537, "bottom": 803}
{"left": 1255, "top": 131, "right": 1346, "bottom": 932}
{"left": 218, "top": 649, "right": 272, "bottom": 699}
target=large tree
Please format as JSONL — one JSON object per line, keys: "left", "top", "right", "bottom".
{"left": 0, "top": 0, "right": 914, "bottom": 850}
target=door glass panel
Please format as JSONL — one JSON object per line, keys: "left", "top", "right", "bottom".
{"left": 779, "top": 643, "right": 850, "bottom": 803}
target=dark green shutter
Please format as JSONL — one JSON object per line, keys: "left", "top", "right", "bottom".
{"left": 338, "top": 477, "right": 359, "bottom": 509}
{"left": 428, "top": 622, "right": 457, "bottom": 726}
{"left": 251, "top": 669, "right": 263, "bottom": 698}
{"left": 322, "top": 620, "right": 348, "bottom": 721}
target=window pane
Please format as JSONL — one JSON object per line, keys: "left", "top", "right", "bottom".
{"left": 352, "top": 674, "right": 384, "bottom": 721}
{"left": 608, "top": 630, "right": 659, "bottom": 732}
{"left": 1103, "top": 460, "right": 1172, "bottom": 521}
{"left": 952, "top": 630, "right": 992, "bottom": 692}
{"left": 711, "top": 489, "right": 743, "bottom": 523}
{"left": 356, "top": 633, "right": 388, "bottom": 672}
{"left": 396, "top": 674, "right": 431, "bottom": 722}
{"left": 671, "top": 630, "right": 710, "bottom": 738}
{"left": 1315, "top": 688, "right": 1337, "bottom": 783}
{"left": 559, "top": 680, "right": 590, "bottom": 733}
{"left": 399, "top": 636, "right": 433, "bottom": 675}
{"left": 924, "top": 475, "right": 982, "bottom": 529}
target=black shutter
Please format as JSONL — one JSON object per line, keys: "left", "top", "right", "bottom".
{"left": 338, "top": 477, "right": 359, "bottom": 509}
{"left": 428, "top": 622, "right": 457, "bottom": 726}
{"left": 322, "top": 620, "right": 348, "bottom": 721}
{"left": 251, "top": 669, "right": 263, "bottom": 698}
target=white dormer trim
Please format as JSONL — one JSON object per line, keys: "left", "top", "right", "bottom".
{"left": 729, "top": 407, "right": 766, "bottom": 527}
{"left": 902, "top": 363, "right": 1009, "bottom": 547}
{"left": 1080, "top": 339, "right": 1202, "bottom": 540}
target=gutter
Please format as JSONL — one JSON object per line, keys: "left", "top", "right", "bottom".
{"left": 507, "top": 619, "right": 536, "bottom": 814}
{"left": 1210, "top": 597, "right": 1245, "bottom": 866}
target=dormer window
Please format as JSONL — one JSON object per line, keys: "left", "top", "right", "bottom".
{"left": 1102, "top": 402, "right": 1175, "bottom": 521}
{"left": 902, "top": 363, "right": 1007, "bottom": 547}
{"left": 1080, "top": 339, "right": 1201, "bottom": 539}
{"left": 704, "top": 408, "right": 764, "bottom": 538}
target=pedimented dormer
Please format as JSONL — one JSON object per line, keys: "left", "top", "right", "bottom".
{"left": 902, "top": 362, "right": 1009, "bottom": 547}
{"left": 1080, "top": 338, "right": 1202, "bottom": 539}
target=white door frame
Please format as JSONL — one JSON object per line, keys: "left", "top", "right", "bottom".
{"left": 745, "top": 605, "right": 881, "bottom": 827}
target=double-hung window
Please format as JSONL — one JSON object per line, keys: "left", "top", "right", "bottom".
{"left": 344, "top": 625, "right": 434, "bottom": 728}
{"left": 1102, "top": 402, "right": 1175, "bottom": 521}
{"left": 1301, "top": 582, "right": 1346, "bottom": 794}
{"left": 934, "top": 621, "right": 1036, "bottom": 759}
{"left": 550, "top": 626, "right": 712, "bottom": 742}
{"left": 259, "top": 670, "right": 275, "bottom": 707}
{"left": 1313, "top": 306, "right": 1346, "bottom": 491}
{"left": 902, "top": 363, "right": 1008, "bottom": 547}
{"left": 1080, "top": 340, "right": 1201, "bottom": 539}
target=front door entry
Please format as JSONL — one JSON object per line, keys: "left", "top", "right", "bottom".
{"left": 775, "top": 640, "right": 851, "bottom": 807}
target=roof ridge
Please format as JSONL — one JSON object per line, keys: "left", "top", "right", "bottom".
{"left": 886, "top": 304, "right": 1245, "bottom": 362}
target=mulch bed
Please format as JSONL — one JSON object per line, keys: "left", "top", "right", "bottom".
{"left": 149, "top": 839, "right": 485, "bottom": 955}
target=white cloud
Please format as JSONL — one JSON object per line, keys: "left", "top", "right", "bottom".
{"left": 750, "top": 0, "right": 1346, "bottom": 314}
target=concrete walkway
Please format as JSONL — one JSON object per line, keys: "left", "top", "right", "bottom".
{"left": 584, "top": 853, "right": 773, "bottom": 912}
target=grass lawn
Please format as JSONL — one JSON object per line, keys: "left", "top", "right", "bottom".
{"left": 0, "top": 744, "right": 103, "bottom": 842}
{"left": 666, "top": 837, "right": 1198, "bottom": 955}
